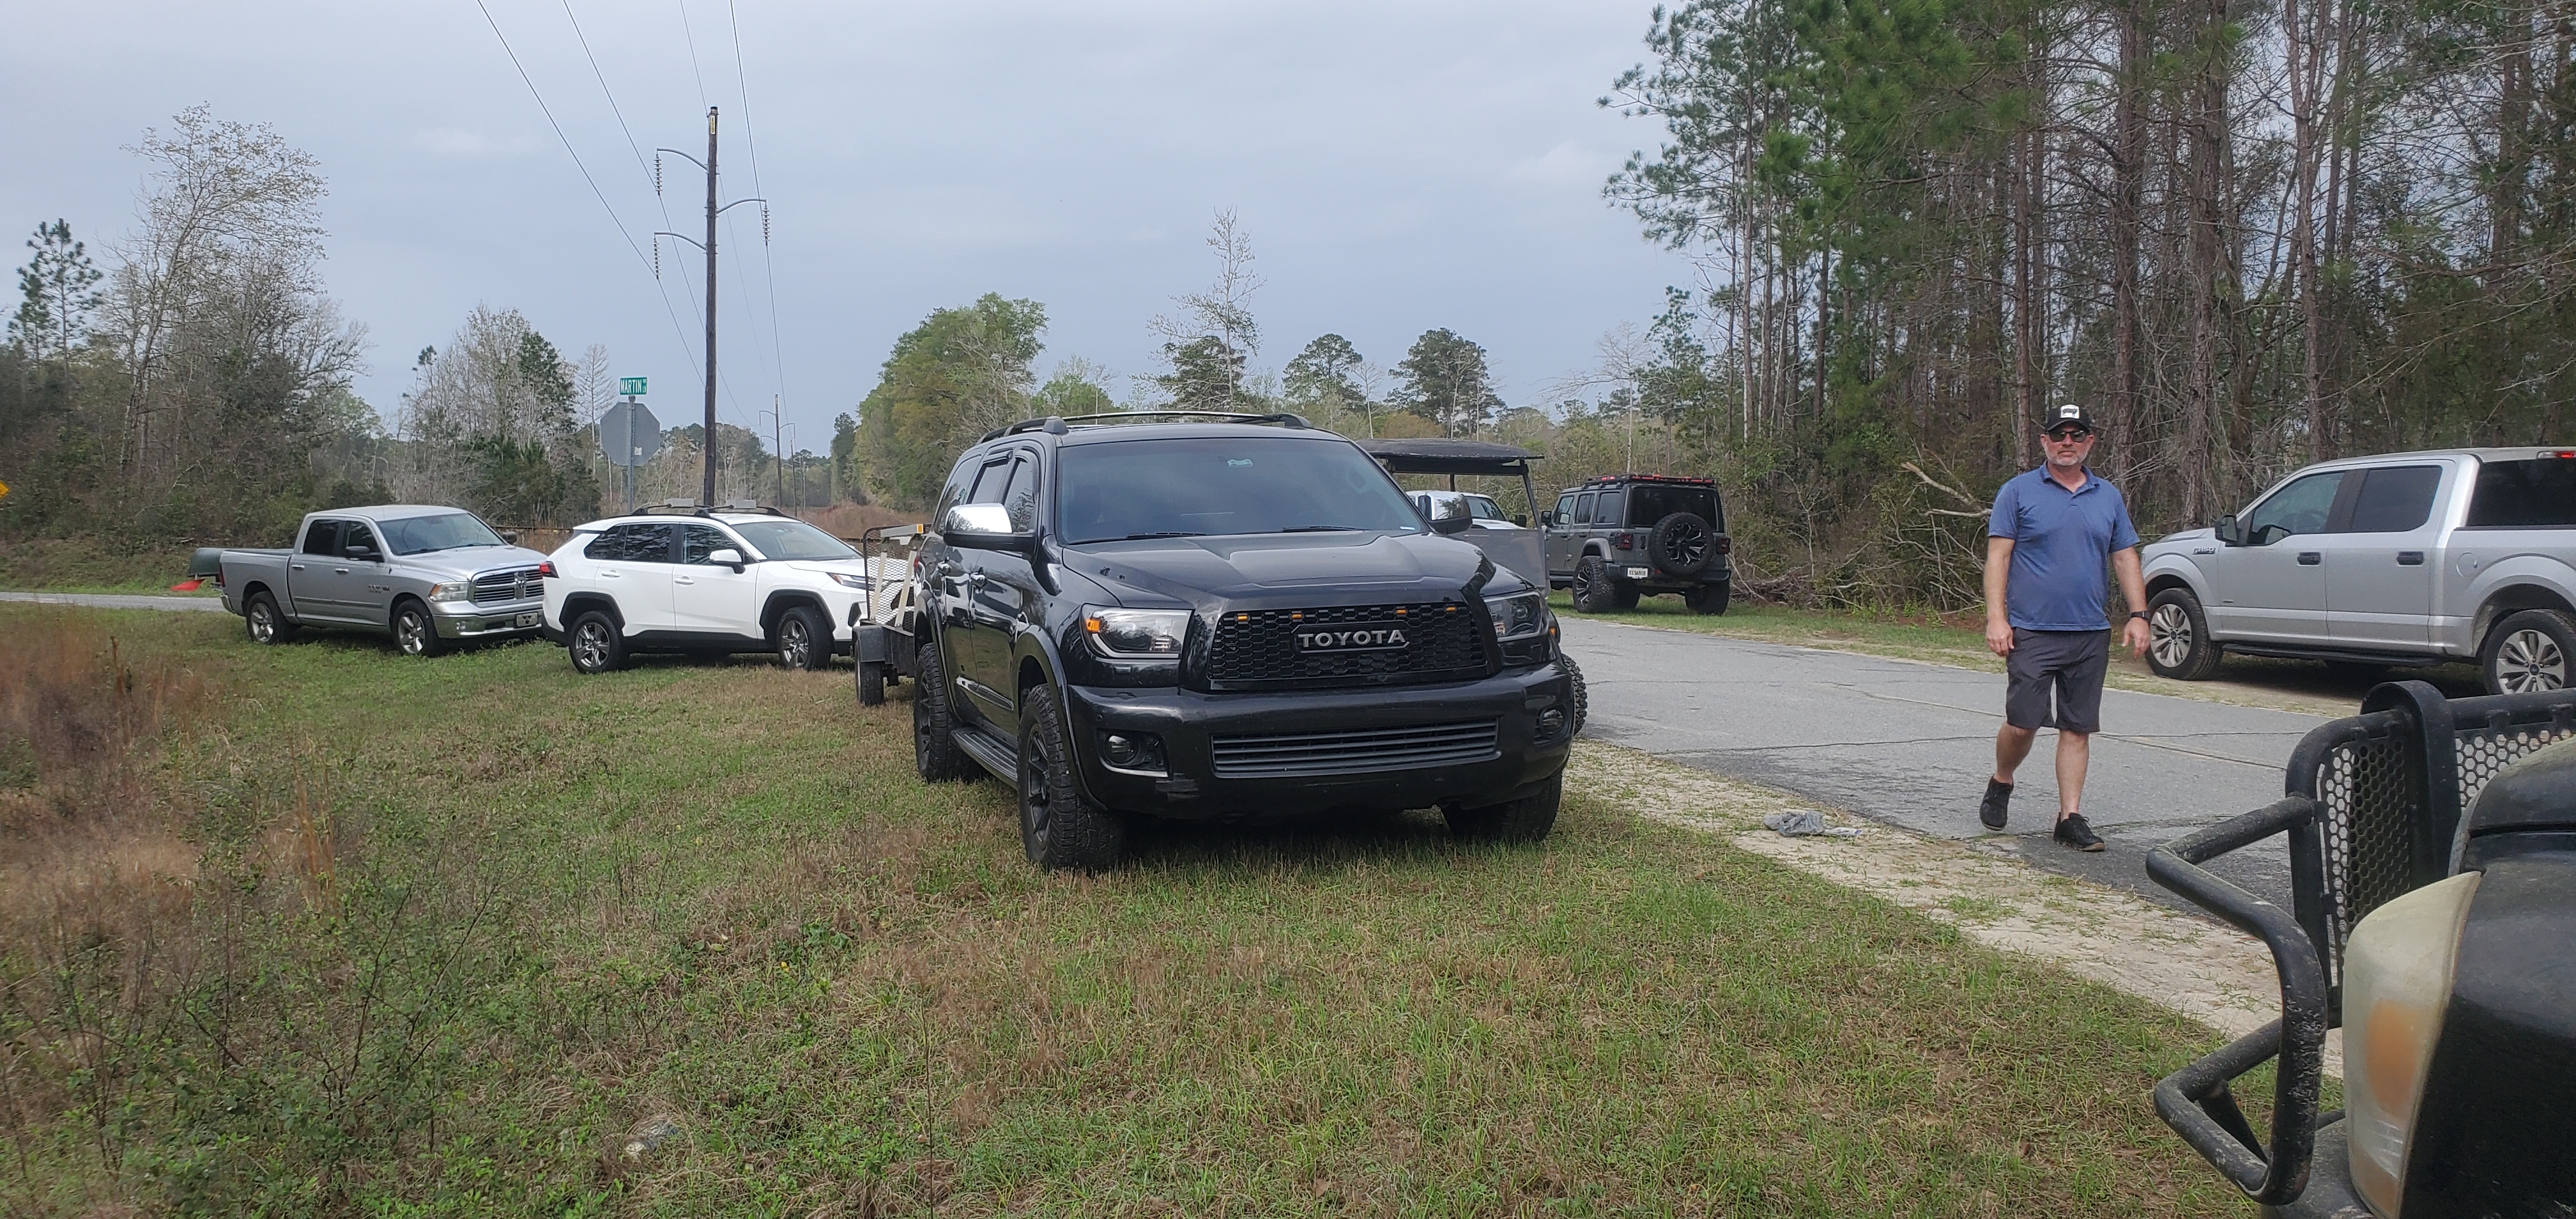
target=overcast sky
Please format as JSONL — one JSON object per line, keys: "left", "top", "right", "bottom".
{"left": 4, "top": 1, "right": 1695, "bottom": 454}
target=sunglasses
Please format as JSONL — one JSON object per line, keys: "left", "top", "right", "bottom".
{"left": 2044, "top": 428, "right": 2094, "bottom": 441}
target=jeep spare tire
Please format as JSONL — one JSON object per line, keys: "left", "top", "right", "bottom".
{"left": 1647, "top": 512, "right": 1715, "bottom": 578}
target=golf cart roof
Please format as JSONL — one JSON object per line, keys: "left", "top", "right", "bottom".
{"left": 1353, "top": 438, "right": 1542, "bottom": 475}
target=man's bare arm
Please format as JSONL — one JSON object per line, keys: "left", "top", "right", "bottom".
{"left": 2112, "top": 546, "right": 2150, "bottom": 656}
{"left": 1984, "top": 535, "right": 2014, "bottom": 656}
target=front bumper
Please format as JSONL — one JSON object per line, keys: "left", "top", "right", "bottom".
{"left": 2260, "top": 1117, "right": 2371, "bottom": 1219}
{"left": 429, "top": 599, "right": 546, "bottom": 641}
{"left": 1063, "top": 663, "right": 1575, "bottom": 820}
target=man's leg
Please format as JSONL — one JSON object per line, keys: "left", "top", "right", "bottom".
{"left": 1993, "top": 723, "right": 2037, "bottom": 784}
{"left": 2053, "top": 728, "right": 2091, "bottom": 820}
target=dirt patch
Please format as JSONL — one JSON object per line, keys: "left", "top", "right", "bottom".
{"left": 1566, "top": 739, "right": 2343, "bottom": 1075}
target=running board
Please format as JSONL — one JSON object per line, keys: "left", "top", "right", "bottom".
{"left": 951, "top": 723, "right": 1018, "bottom": 783}
{"left": 2222, "top": 643, "right": 2453, "bottom": 668}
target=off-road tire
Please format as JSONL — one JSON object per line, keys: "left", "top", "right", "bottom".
{"left": 245, "top": 591, "right": 296, "bottom": 645}
{"left": 2145, "top": 588, "right": 2223, "bottom": 681}
{"left": 1016, "top": 684, "right": 1126, "bottom": 872}
{"left": 913, "top": 640, "right": 972, "bottom": 781}
{"left": 1610, "top": 581, "right": 1640, "bottom": 611}
{"left": 1569, "top": 555, "right": 1620, "bottom": 615}
{"left": 856, "top": 661, "right": 886, "bottom": 706}
{"left": 2480, "top": 608, "right": 2575, "bottom": 694}
{"left": 1555, "top": 654, "right": 1588, "bottom": 734}
{"left": 392, "top": 599, "right": 449, "bottom": 658}
{"left": 1647, "top": 512, "right": 1716, "bottom": 578}
{"left": 567, "top": 611, "right": 625, "bottom": 674}
{"left": 1684, "top": 580, "right": 1730, "bottom": 615}
{"left": 1445, "top": 772, "right": 1563, "bottom": 843}
{"left": 775, "top": 604, "right": 831, "bottom": 671}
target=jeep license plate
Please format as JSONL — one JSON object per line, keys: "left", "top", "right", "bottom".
{"left": 514, "top": 613, "right": 541, "bottom": 628}
{"left": 1625, "top": 567, "right": 1652, "bottom": 579}
{"left": 1292, "top": 622, "right": 1410, "bottom": 654}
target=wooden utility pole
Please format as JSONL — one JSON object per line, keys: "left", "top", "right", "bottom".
{"left": 702, "top": 108, "right": 719, "bottom": 506}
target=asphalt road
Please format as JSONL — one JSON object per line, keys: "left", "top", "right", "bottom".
{"left": 0, "top": 590, "right": 230, "bottom": 612}
{"left": 1561, "top": 617, "right": 2333, "bottom": 912}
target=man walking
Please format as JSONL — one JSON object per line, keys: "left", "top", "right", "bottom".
{"left": 1979, "top": 403, "right": 2152, "bottom": 850}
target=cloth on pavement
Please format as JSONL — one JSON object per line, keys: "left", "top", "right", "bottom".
{"left": 1763, "top": 809, "right": 1865, "bottom": 838}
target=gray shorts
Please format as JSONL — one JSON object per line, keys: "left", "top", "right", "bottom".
{"left": 2005, "top": 629, "right": 2108, "bottom": 735}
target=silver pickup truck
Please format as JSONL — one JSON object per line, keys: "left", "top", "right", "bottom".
{"left": 214, "top": 505, "right": 553, "bottom": 657}
{"left": 2141, "top": 447, "right": 2576, "bottom": 693}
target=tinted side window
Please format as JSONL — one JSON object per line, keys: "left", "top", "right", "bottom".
{"left": 2466, "top": 459, "right": 2576, "bottom": 528}
{"left": 1572, "top": 493, "right": 1595, "bottom": 526}
{"left": 1596, "top": 491, "right": 1624, "bottom": 527}
{"left": 302, "top": 519, "right": 343, "bottom": 556}
{"left": 2242, "top": 471, "right": 2344, "bottom": 543}
{"left": 586, "top": 523, "right": 671, "bottom": 563}
{"left": 999, "top": 456, "right": 1039, "bottom": 531}
{"left": 2342, "top": 465, "right": 2442, "bottom": 533}
{"left": 1552, "top": 494, "right": 1575, "bottom": 525}
{"left": 682, "top": 524, "right": 739, "bottom": 564}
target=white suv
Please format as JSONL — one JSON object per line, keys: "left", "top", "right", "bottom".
{"left": 544, "top": 504, "right": 885, "bottom": 674}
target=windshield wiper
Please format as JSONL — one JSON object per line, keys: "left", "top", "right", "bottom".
{"left": 1117, "top": 532, "right": 1207, "bottom": 540}
{"left": 1279, "top": 525, "right": 1363, "bottom": 533}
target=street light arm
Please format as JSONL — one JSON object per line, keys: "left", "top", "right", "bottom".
{"left": 654, "top": 231, "right": 706, "bottom": 251}
{"left": 716, "top": 197, "right": 767, "bottom": 215}
{"left": 656, "top": 148, "right": 709, "bottom": 171}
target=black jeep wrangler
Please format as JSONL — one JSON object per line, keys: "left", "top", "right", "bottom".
{"left": 904, "top": 411, "right": 1578, "bottom": 871}
{"left": 1541, "top": 473, "right": 1733, "bottom": 615}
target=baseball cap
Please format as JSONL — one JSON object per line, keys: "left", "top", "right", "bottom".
{"left": 2044, "top": 404, "right": 2095, "bottom": 434}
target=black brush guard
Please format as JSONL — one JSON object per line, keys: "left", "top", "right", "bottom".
{"left": 2148, "top": 682, "right": 2576, "bottom": 1206}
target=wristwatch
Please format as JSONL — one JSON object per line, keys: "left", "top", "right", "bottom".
{"left": 2129, "top": 611, "right": 2150, "bottom": 620}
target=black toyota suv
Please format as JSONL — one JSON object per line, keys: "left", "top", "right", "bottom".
{"left": 906, "top": 411, "right": 1578, "bottom": 871}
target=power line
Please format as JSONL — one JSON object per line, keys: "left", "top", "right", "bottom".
{"left": 474, "top": 0, "right": 707, "bottom": 413}
{"left": 728, "top": 0, "right": 793, "bottom": 444}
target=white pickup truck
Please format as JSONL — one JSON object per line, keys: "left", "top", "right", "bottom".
{"left": 215, "top": 506, "right": 554, "bottom": 657}
{"left": 2140, "top": 447, "right": 2576, "bottom": 692}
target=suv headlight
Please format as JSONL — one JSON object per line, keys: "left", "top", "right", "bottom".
{"left": 1483, "top": 590, "right": 1548, "bottom": 640}
{"left": 1082, "top": 606, "right": 1189, "bottom": 658}
{"left": 2343, "top": 870, "right": 2480, "bottom": 1217}
{"left": 829, "top": 572, "right": 871, "bottom": 591}
{"left": 428, "top": 581, "right": 472, "bottom": 602}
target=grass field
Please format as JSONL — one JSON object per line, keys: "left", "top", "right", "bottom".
{"left": 0, "top": 537, "right": 211, "bottom": 594}
{"left": 1, "top": 605, "right": 2260, "bottom": 1216}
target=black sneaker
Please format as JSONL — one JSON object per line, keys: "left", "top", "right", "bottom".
{"left": 2055, "top": 813, "right": 2105, "bottom": 852}
{"left": 1979, "top": 779, "right": 2012, "bottom": 831}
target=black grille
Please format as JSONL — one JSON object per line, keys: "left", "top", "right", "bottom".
{"left": 1210, "top": 719, "right": 1499, "bottom": 778}
{"left": 470, "top": 567, "right": 542, "bottom": 606}
{"left": 1204, "top": 602, "right": 1486, "bottom": 689}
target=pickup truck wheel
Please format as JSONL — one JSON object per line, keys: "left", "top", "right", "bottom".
{"left": 1570, "top": 556, "right": 1620, "bottom": 614}
{"left": 2481, "top": 609, "right": 2575, "bottom": 694}
{"left": 392, "top": 601, "right": 449, "bottom": 658}
{"left": 1445, "top": 772, "right": 1562, "bottom": 843}
{"left": 2146, "top": 588, "right": 2223, "bottom": 681}
{"left": 913, "top": 641, "right": 971, "bottom": 781}
{"left": 774, "top": 604, "right": 829, "bottom": 671}
{"left": 567, "top": 611, "right": 625, "bottom": 674}
{"left": 1016, "top": 684, "right": 1126, "bottom": 872}
{"left": 1555, "top": 654, "right": 1588, "bottom": 734}
{"left": 856, "top": 661, "right": 886, "bottom": 706}
{"left": 245, "top": 592, "right": 296, "bottom": 645}
{"left": 1684, "top": 580, "right": 1730, "bottom": 616}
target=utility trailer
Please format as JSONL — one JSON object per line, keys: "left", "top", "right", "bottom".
{"left": 851, "top": 523, "right": 927, "bottom": 705}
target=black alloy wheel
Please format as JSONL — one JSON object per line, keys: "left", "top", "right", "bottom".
{"left": 1684, "top": 580, "right": 1730, "bottom": 616}
{"left": 245, "top": 591, "right": 296, "bottom": 645}
{"left": 1570, "top": 555, "right": 1622, "bottom": 615}
{"left": 913, "top": 641, "right": 970, "bottom": 781}
{"left": 2482, "top": 609, "right": 2575, "bottom": 694}
{"left": 775, "top": 604, "right": 830, "bottom": 671}
{"left": 1016, "top": 684, "right": 1125, "bottom": 872}
{"left": 393, "top": 601, "right": 449, "bottom": 657}
{"left": 1647, "top": 512, "right": 1715, "bottom": 578}
{"left": 568, "top": 611, "right": 625, "bottom": 674}
{"left": 2145, "top": 588, "right": 2222, "bottom": 681}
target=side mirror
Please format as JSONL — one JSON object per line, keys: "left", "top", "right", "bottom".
{"left": 707, "top": 547, "right": 746, "bottom": 571}
{"left": 2212, "top": 515, "right": 2241, "bottom": 546}
{"left": 343, "top": 544, "right": 379, "bottom": 561}
{"left": 942, "top": 503, "right": 1035, "bottom": 552}
{"left": 1537, "top": 510, "right": 1553, "bottom": 528}
{"left": 501, "top": 530, "right": 520, "bottom": 545}
{"left": 1513, "top": 514, "right": 1529, "bottom": 528}
{"left": 1429, "top": 514, "right": 1474, "bottom": 536}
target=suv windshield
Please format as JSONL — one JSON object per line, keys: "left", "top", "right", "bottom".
{"left": 379, "top": 512, "right": 508, "bottom": 555}
{"left": 1623, "top": 485, "right": 1720, "bottom": 528}
{"left": 730, "top": 519, "right": 858, "bottom": 560}
{"left": 1056, "top": 436, "right": 1424, "bottom": 544}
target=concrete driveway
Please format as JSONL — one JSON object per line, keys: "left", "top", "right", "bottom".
{"left": 1561, "top": 617, "right": 2333, "bottom": 912}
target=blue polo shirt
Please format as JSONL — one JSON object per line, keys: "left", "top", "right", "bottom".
{"left": 1988, "top": 466, "right": 2140, "bottom": 632}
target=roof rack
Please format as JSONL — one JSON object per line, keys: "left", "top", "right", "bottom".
{"left": 981, "top": 410, "right": 1311, "bottom": 442}
{"left": 632, "top": 498, "right": 792, "bottom": 519}
{"left": 1580, "top": 473, "right": 1715, "bottom": 487}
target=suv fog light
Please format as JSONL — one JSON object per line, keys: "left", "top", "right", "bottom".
{"left": 1101, "top": 732, "right": 1166, "bottom": 772}
{"left": 1536, "top": 709, "right": 1566, "bottom": 740}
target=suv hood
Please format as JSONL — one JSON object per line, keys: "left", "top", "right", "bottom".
{"left": 398, "top": 545, "right": 551, "bottom": 579}
{"left": 1066, "top": 530, "right": 1519, "bottom": 608}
